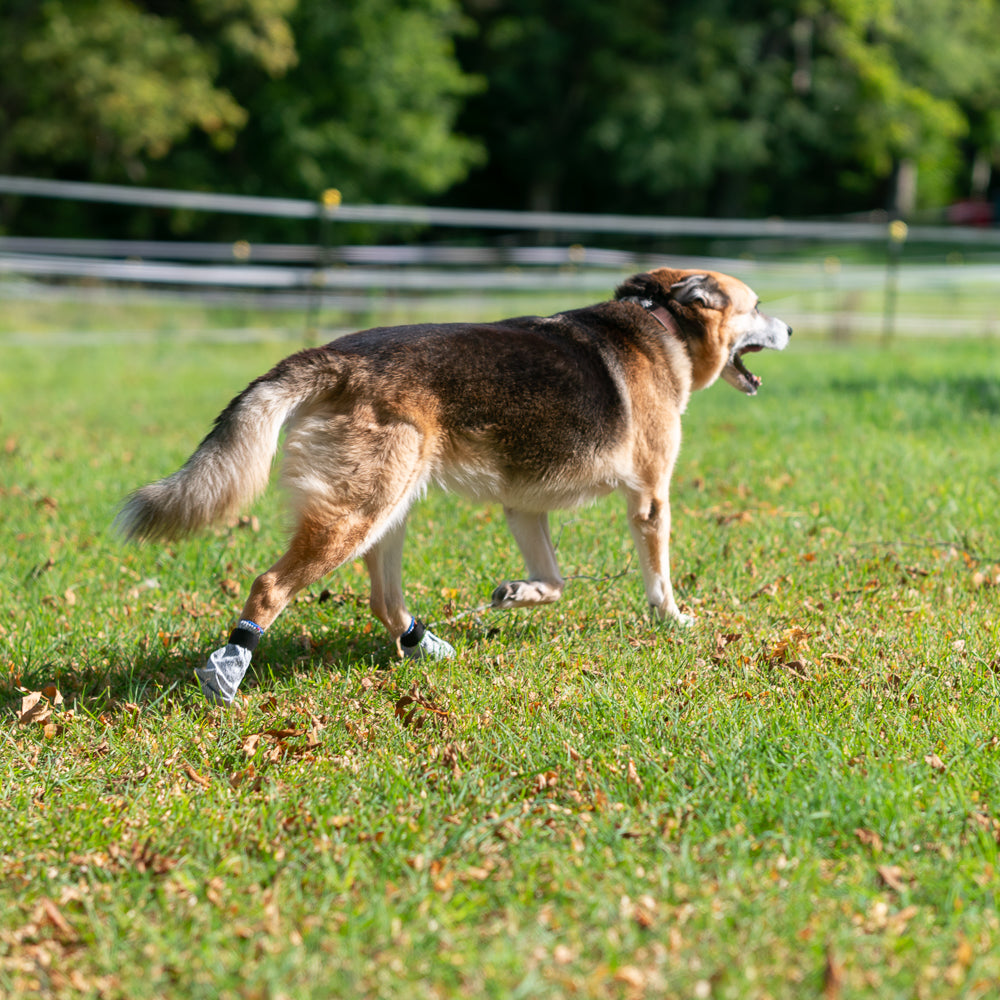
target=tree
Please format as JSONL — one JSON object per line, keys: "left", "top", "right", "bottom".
{"left": 183, "top": 0, "right": 485, "bottom": 204}
{"left": 0, "top": 0, "right": 484, "bottom": 236}
{"left": 0, "top": 0, "right": 293, "bottom": 179}
{"left": 451, "top": 0, "right": 1000, "bottom": 217}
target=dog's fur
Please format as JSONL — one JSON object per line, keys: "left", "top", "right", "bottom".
{"left": 117, "top": 268, "right": 791, "bottom": 656}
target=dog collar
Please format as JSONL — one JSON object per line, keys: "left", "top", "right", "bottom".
{"left": 620, "top": 295, "right": 680, "bottom": 336}
{"left": 648, "top": 305, "right": 679, "bottom": 334}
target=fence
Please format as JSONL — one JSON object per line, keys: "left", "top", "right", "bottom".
{"left": 1, "top": 175, "right": 998, "bottom": 339}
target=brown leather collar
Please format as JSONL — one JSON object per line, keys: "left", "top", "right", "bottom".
{"left": 648, "top": 305, "right": 679, "bottom": 335}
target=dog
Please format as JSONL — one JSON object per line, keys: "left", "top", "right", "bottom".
{"left": 117, "top": 268, "right": 791, "bottom": 704}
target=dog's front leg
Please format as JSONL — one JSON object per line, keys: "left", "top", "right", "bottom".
{"left": 625, "top": 488, "right": 693, "bottom": 627}
{"left": 365, "top": 520, "right": 455, "bottom": 661}
{"left": 491, "top": 508, "right": 565, "bottom": 608}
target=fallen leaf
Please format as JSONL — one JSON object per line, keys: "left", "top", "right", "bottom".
{"left": 229, "top": 766, "right": 262, "bottom": 791}
{"left": 954, "top": 937, "right": 974, "bottom": 968}
{"left": 18, "top": 691, "right": 52, "bottom": 727}
{"left": 553, "top": 944, "right": 575, "bottom": 965}
{"left": 183, "top": 765, "right": 210, "bottom": 787}
{"left": 614, "top": 966, "right": 646, "bottom": 989}
{"left": 924, "top": 753, "right": 946, "bottom": 773}
{"left": 877, "top": 864, "right": 908, "bottom": 894}
{"left": 19, "top": 690, "right": 41, "bottom": 716}
{"left": 823, "top": 943, "right": 844, "bottom": 999}
{"left": 394, "top": 687, "right": 449, "bottom": 730}
{"left": 35, "top": 898, "right": 77, "bottom": 942}
{"left": 854, "top": 828, "right": 883, "bottom": 854}
{"left": 41, "top": 684, "right": 63, "bottom": 706}
{"left": 625, "top": 758, "right": 643, "bottom": 789}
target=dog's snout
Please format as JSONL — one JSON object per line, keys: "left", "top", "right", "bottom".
{"left": 787, "top": 324, "right": 793, "bottom": 337}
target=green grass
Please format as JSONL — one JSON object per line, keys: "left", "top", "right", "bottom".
{"left": 3, "top": 308, "right": 1000, "bottom": 998}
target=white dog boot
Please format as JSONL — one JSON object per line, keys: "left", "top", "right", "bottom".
{"left": 399, "top": 617, "right": 455, "bottom": 660}
{"left": 195, "top": 619, "right": 263, "bottom": 705}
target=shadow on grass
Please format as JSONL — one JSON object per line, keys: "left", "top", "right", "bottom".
{"left": 3, "top": 624, "right": 403, "bottom": 718}
{"left": 4, "top": 607, "right": 544, "bottom": 716}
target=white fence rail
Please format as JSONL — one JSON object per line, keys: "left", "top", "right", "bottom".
{"left": 3, "top": 173, "right": 1000, "bottom": 243}
{"left": 1, "top": 176, "right": 998, "bottom": 339}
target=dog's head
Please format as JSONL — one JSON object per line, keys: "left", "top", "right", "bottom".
{"left": 615, "top": 268, "right": 792, "bottom": 394}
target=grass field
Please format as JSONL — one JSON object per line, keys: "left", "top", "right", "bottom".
{"left": 3, "top": 291, "right": 1000, "bottom": 999}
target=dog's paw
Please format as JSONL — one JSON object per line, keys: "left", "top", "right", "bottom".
{"left": 650, "top": 604, "right": 695, "bottom": 629}
{"left": 491, "top": 579, "right": 562, "bottom": 608}
{"left": 196, "top": 643, "right": 253, "bottom": 706}
{"left": 403, "top": 628, "right": 455, "bottom": 660}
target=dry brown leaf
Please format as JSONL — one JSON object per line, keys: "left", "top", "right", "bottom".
{"left": 823, "top": 943, "right": 844, "bottom": 999}
{"left": 41, "top": 684, "right": 63, "bottom": 706}
{"left": 877, "top": 864, "right": 908, "bottom": 894}
{"left": 109, "top": 839, "right": 176, "bottom": 876}
{"left": 712, "top": 632, "right": 743, "bottom": 661}
{"left": 854, "top": 828, "right": 883, "bottom": 854}
{"left": 229, "top": 766, "right": 262, "bottom": 791}
{"left": 924, "top": 753, "right": 946, "bottom": 773}
{"left": 18, "top": 690, "right": 41, "bottom": 719}
{"left": 394, "top": 689, "right": 449, "bottom": 730}
{"left": 34, "top": 898, "right": 77, "bottom": 942}
{"left": 183, "top": 765, "right": 210, "bottom": 788}
{"left": 614, "top": 966, "right": 646, "bottom": 989}
{"left": 18, "top": 692, "right": 52, "bottom": 727}
{"left": 625, "top": 758, "right": 643, "bottom": 789}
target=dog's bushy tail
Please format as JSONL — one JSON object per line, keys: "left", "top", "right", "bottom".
{"left": 115, "top": 350, "right": 332, "bottom": 542}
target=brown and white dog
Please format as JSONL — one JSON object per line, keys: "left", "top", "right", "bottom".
{"left": 117, "top": 268, "right": 791, "bottom": 703}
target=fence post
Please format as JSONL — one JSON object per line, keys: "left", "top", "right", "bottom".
{"left": 882, "top": 219, "right": 908, "bottom": 346}
{"left": 305, "top": 187, "right": 341, "bottom": 345}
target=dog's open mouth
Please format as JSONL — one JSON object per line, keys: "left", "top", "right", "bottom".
{"left": 728, "top": 344, "right": 763, "bottom": 395}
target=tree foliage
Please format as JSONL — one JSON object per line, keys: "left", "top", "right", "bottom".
{"left": 451, "top": 0, "right": 1000, "bottom": 216}
{"left": 0, "top": 0, "right": 482, "bottom": 207}
{"left": 0, "top": 0, "right": 998, "bottom": 228}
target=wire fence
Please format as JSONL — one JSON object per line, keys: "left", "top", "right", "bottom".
{"left": 1, "top": 175, "right": 998, "bottom": 340}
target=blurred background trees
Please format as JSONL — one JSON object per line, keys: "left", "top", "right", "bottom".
{"left": 1, "top": 0, "right": 998, "bottom": 234}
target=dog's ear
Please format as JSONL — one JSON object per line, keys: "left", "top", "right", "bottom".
{"left": 668, "top": 274, "right": 728, "bottom": 310}
{"left": 614, "top": 272, "right": 661, "bottom": 304}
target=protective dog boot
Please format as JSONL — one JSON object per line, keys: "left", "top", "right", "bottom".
{"left": 399, "top": 617, "right": 455, "bottom": 660}
{"left": 195, "top": 644, "right": 253, "bottom": 706}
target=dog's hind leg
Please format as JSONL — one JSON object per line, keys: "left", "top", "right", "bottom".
{"left": 491, "top": 508, "right": 565, "bottom": 609}
{"left": 365, "top": 520, "right": 455, "bottom": 661}
{"left": 197, "top": 419, "right": 452, "bottom": 703}
{"left": 196, "top": 508, "right": 381, "bottom": 704}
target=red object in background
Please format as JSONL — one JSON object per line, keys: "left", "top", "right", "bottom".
{"left": 946, "top": 199, "right": 995, "bottom": 227}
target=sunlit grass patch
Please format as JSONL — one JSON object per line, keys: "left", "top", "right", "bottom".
{"left": 3, "top": 327, "right": 1000, "bottom": 998}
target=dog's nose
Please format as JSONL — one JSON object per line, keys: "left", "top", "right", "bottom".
{"left": 786, "top": 324, "right": 793, "bottom": 337}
